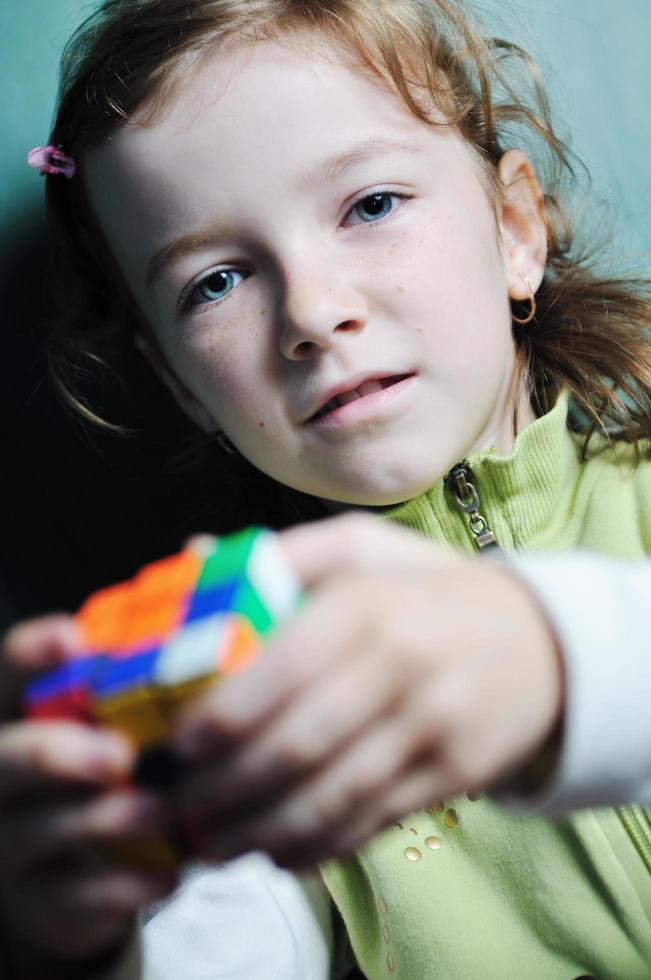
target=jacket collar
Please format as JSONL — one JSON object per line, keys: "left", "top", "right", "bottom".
{"left": 384, "top": 391, "right": 581, "bottom": 553}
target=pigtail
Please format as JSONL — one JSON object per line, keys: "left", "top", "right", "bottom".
{"left": 522, "top": 260, "right": 651, "bottom": 450}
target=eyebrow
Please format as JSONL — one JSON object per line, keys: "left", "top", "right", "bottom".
{"left": 145, "top": 135, "right": 423, "bottom": 290}
{"left": 146, "top": 218, "right": 234, "bottom": 291}
{"left": 302, "top": 135, "right": 423, "bottom": 188}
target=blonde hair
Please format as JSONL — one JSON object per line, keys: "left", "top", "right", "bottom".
{"left": 45, "top": 0, "right": 651, "bottom": 458}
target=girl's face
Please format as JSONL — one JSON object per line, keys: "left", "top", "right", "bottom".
{"left": 86, "top": 39, "right": 545, "bottom": 505}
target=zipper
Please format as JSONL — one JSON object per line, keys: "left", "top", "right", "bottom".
{"left": 445, "top": 462, "right": 651, "bottom": 872}
{"left": 617, "top": 805, "right": 651, "bottom": 874}
{"left": 444, "top": 461, "right": 500, "bottom": 552}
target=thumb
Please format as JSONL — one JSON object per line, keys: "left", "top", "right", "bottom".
{"left": 278, "top": 511, "right": 443, "bottom": 588}
{"left": 184, "top": 522, "right": 359, "bottom": 591}
{"left": 0, "top": 614, "right": 79, "bottom": 720}
{"left": 278, "top": 513, "right": 374, "bottom": 588}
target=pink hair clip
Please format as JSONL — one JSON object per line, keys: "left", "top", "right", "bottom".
{"left": 27, "top": 145, "right": 76, "bottom": 179}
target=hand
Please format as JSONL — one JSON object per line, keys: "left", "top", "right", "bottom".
{"left": 170, "top": 513, "right": 564, "bottom": 868}
{"left": 0, "top": 616, "right": 178, "bottom": 971}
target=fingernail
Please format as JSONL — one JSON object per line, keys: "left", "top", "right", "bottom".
{"left": 184, "top": 534, "right": 217, "bottom": 557}
{"left": 88, "top": 732, "right": 133, "bottom": 775}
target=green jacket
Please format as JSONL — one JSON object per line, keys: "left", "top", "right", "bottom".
{"left": 321, "top": 393, "right": 651, "bottom": 979}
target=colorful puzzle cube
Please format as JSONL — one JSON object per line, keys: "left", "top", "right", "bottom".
{"left": 24, "top": 527, "right": 302, "bottom": 748}
{"left": 23, "top": 527, "right": 301, "bottom": 867}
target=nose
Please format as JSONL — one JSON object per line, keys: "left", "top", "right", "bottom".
{"left": 278, "top": 260, "right": 368, "bottom": 360}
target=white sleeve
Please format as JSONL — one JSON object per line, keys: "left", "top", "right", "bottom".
{"left": 503, "top": 551, "right": 651, "bottom": 813}
{"left": 142, "top": 853, "right": 338, "bottom": 980}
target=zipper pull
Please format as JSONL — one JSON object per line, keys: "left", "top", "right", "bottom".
{"left": 445, "top": 463, "right": 499, "bottom": 552}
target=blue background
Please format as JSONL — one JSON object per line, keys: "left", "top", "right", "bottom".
{"left": 3, "top": 0, "right": 650, "bottom": 251}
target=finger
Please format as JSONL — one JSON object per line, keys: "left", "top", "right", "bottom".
{"left": 0, "top": 721, "right": 134, "bottom": 803}
{"left": 279, "top": 512, "right": 443, "bottom": 588}
{"left": 0, "top": 789, "right": 168, "bottom": 870}
{"left": 69, "top": 865, "right": 177, "bottom": 913}
{"left": 2, "top": 615, "right": 79, "bottom": 670}
{"left": 372, "top": 761, "right": 454, "bottom": 828}
{"left": 174, "top": 651, "right": 405, "bottom": 816}
{"left": 0, "top": 615, "right": 79, "bottom": 718}
{"left": 254, "top": 758, "right": 449, "bottom": 870}
{"left": 173, "top": 577, "right": 366, "bottom": 756}
{"left": 9, "top": 862, "right": 178, "bottom": 958}
{"left": 277, "top": 762, "right": 451, "bottom": 869}
{"left": 193, "top": 715, "right": 420, "bottom": 862}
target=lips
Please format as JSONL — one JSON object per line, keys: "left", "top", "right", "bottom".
{"left": 307, "top": 374, "right": 411, "bottom": 422}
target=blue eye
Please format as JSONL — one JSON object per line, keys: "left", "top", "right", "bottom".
{"left": 185, "top": 268, "right": 247, "bottom": 310}
{"left": 352, "top": 192, "right": 395, "bottom": 223}
{"left": 344, "top": 190, "right": 410, "bottom": 228}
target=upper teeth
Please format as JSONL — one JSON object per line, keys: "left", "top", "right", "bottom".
{"left": 320, "top": 379, "right": 385, "bottom": 415}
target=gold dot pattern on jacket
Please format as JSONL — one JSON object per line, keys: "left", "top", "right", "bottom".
{"left": 396, "top": 792, "right": 485, "bottom": 866}
{"left": 378, "top": 895, "right": 396, "bottom": 973}
{"left": 384, "top": 794, "right": 486, "bottom": 974}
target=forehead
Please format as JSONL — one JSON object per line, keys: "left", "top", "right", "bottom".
{"left": 87, "top": 41, "right": 434, "bottom": 187}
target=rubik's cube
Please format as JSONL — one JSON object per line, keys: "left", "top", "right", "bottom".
{"left": 24, "top": 527, "right": 302, "bottom": 749}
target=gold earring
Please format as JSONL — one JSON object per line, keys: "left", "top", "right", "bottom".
{"left": 511, "top": 275, "right": 537, "bottom": 325}
{"left": 216, "top": 431, "right": 237, "bottom": 456}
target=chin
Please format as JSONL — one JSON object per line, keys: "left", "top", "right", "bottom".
{"left": 315, "top": 473, "right": 443, "bottom": 509}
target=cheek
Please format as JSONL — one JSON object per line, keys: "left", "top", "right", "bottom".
{"left": 171, "top": 314, "right": 278, "bottom": 433}
{"left": 404, "top": 202, "right": 508, "bottom": 356}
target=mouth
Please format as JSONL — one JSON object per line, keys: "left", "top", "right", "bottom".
{"left": 307, "top": 373, "right": 413, "bottom": 423}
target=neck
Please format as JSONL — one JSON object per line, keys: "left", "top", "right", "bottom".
{"left": 318, "top": 377, "right": 539, "bottom": 514}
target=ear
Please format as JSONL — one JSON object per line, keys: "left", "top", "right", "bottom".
{"left": 497, "top": 149, "right": 547, "bottom": 301}
{"left": 134, "top": 330, "right": 218, "bottom": 433}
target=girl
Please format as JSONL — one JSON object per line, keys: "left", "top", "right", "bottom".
{"left": 4, "top": 0, "right": 651, "bottom": 977}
